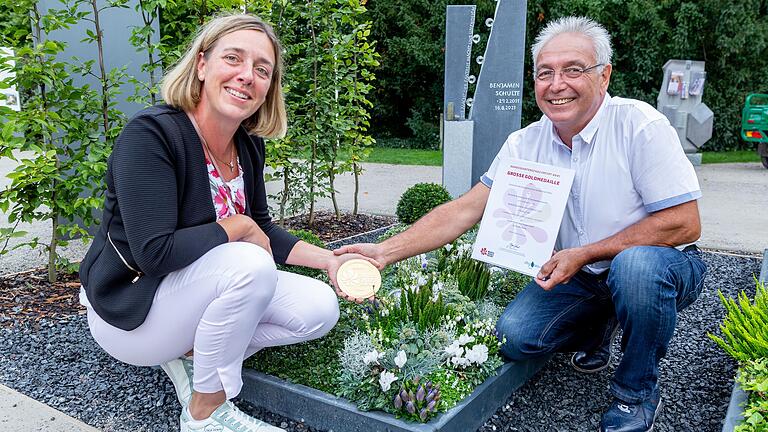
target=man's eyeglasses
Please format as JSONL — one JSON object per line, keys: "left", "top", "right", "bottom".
{"left": 534, "top": 64, "right": 604, "bottom": 82}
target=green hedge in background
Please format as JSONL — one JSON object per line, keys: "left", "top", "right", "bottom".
{"left": 367, "top": 0, "right": 768, "bottom": 152}
{"left": 4, "top": 0, "right": 766, "bottom": 152}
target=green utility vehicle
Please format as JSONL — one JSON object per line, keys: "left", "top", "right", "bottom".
{"left": 742, "top": 93, "right": 768, "bottom": 169}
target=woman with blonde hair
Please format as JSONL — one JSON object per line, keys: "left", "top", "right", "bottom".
{"left": 79, "top": 14, "right": 366, "bottom": 432}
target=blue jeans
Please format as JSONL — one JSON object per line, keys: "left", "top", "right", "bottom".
{"left": 496, "top": 246, "right": 707, "bottom": 404}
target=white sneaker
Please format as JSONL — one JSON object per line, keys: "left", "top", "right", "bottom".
{"left": 180, "top": 401, "right": 286, "bottom": 432}
{"left": 160, "top": 356, "right": 194, "bottom": 405}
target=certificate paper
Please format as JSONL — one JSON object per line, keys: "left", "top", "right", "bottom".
{"left": 472, "top": 158, "right": 575, "bottom": 277}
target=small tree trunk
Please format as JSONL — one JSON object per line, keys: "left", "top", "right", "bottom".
{"left": 352, "top": 162, "right": 360, "bottom": 216}
{"left": 33, "top": 4, "right": 58, "bottom": 282}
{"left": 308, "top": 156, "right": 316, "bottom": 227}
{"left": 48, "top": 217, "right": 58, "bottom": 283}
{"left": 307, "top": 4, "right": 319, "bottom": 227}
{"left": 351, "top": 44, "right": 361, "bottom": 216}
{"left": 90, "top": 0, "right": 110, "bottom": 137}
{"left": 139, "top": 0, "right": 158, "bottom": 104}
{"left": 328, "top": 165, "right": 340, "bottom": 220}
{"left": 48, "top": 156, "right": 59, "bottom": 283}
{"left": 279, "top": 169, "right": 290, "bottom": 227}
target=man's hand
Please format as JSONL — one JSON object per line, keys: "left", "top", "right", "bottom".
{"left": 333, "top": 243, "right": 386, "bottom": 269}
{"left": 326, "top": 252, "right": 379, "bottom": 303}
{"left": 535, "top": 247, "right": 591, "bottom": 290}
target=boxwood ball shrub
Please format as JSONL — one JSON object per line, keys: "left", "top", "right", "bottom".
{"left": 396, "top": 183, "right": 452, "bottom": 224}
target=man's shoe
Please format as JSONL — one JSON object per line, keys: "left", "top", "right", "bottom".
{"left": 161, "top": 356, "right": 194, "bottom": 405}
{"left": 599, "top": 391, "right": 662, "bottom": 432}
{"left": 571, "top": 323, "right": 619, "bottom": 373}
{"left": 180, "top": 401, "right": 286, "bottom": 432}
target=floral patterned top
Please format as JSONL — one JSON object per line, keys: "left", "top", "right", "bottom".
{"left": 205, "top": 157, "right": 246, "bottom": 220}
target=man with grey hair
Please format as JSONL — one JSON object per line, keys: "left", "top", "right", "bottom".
{"left": 336, "top": 16, "right": 705, "bottom": 432}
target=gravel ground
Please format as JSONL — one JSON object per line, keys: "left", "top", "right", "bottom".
{"left": 0, "top": 251, "right": 760, "bottom": 432}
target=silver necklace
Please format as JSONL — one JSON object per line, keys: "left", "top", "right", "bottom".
{"left": 190, "top": 114, "right": 236, "bottom": 174}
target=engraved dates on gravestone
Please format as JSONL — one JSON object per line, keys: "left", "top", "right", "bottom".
{"left": 442, "top": 0, "right": 528, "bottom": 198}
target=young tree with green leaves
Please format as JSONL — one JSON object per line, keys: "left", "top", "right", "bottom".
{"left": 0, "top": 0, "right": 126, "bottom": 282}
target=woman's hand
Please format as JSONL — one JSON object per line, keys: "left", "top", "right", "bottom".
{"left": 217, "top": 214, "right": 272, "bottom": 256}
{"left": 242, "top": 221, "right": 272, "bottom": 256}
{"left": 326, "top": 253, "right": 379, "bottom": 303}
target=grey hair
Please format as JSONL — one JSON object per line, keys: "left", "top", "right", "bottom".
{"left": 531, "top": 16, "right": 612, "bottom": 72}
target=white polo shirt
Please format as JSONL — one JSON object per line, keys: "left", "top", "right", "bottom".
{"left": 481, "top": 94, "right": 701, "bottom": 274}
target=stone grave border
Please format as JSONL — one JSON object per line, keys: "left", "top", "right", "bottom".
{"left": 240, "top": 355, "right": 550, "bottom": 432}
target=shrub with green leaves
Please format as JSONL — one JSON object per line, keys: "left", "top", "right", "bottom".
{"left": 735, "top": 358, "right": 768, "bottom": 432}
{"left": 396, "top": 183, "right": 452, "bottom": 224}
{"left": 709, "top": 279, "right": 768, "bottom": 361}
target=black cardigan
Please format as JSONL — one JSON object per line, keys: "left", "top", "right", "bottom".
{"left": 79, "top": 105, "right": 299, "bottom": 331}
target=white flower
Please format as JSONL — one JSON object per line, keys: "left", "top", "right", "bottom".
{"left": 394, "top": 350, "right": 407, "bottom": 368}
{"left": 363, "top": 350, "right": 384, "bottom": 365}
{"left": 465, "top": 344, "right": 489, "bottom": 365}
{"left": 450, "top": 355, "right": 471, "bottom": 367}
{"left": 457, "top": 334, "right": 475, "bottom": 346}
{"left": 444, "top": 340, "right": 463, "bottom": 357}
{"left": 379, "top": 370, "right": 398, "bottom": 392}
{"left": 444, "top": 244, "right": 453, "bottom": 252}
{"left": 417, "top": 276, "right": 428, "bottom": 287}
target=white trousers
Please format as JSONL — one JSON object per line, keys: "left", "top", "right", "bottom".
{"left": 85, "top": 242, "right": 340, "bottom": 399}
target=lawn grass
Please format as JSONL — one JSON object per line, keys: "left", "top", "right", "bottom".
{"left": 365, "top": 147, "right": 442, "bottom": 166}
{"left": 301, "top": 147, "right": 761, "bottom": 166}
{"left": 702, "top": 149, "right": 761, "bottom": 164}
{"left": 363, "top": 148, "right": 763, "bottom": 166}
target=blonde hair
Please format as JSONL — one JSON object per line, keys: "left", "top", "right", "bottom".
{"left": 160, "top": 14, "right": 287, "bottom": 138}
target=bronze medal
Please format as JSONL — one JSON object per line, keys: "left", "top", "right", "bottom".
{"left": 337, "top": 259, "right": 381, "bottom": 299}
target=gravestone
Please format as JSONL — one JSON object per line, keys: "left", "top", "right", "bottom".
{"left": 656, "top": 59, "right": 713, "bottom": 165}
{"left": 442, "top": 0, "right": 527, "bottom": 198}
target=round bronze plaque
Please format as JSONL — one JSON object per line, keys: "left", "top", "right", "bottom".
{"left": 337, "top": 259, "right": 381, "bottom": 299}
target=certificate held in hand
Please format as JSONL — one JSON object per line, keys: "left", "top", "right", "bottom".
{"left": 472, "top": 158, "right": 575, "bottom": 277}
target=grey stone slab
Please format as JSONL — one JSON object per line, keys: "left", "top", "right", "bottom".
{"left": 443, "top": 6, "right": 476, "bottom": 121}
{"left": 687, "top": 104, "right": 714, "bottom": 147}
{"left": 240, "top": 355, "right": 551, "bottom": 432}
{"left": 467, "top": 0, "right": 527, "bottom": 184}
{"left": 685, "top": 153, "right": 702, "bottom": 166}
{"left": 721, "top": 380, "right": 747, "bottom": 432}
{"left": 442, "top": 120, "right": 475, "bottom": 198}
